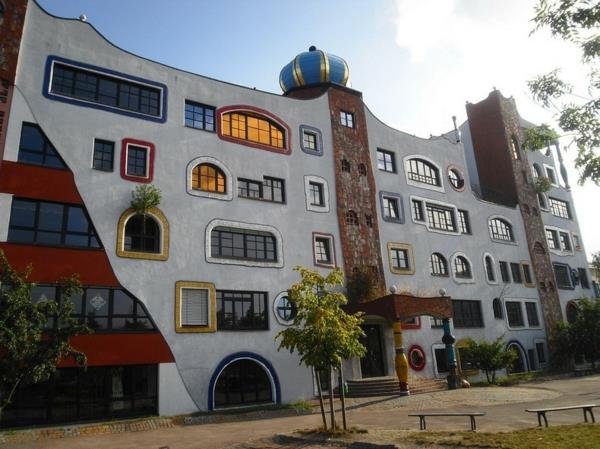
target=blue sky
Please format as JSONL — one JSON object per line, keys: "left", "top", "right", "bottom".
{"left": 36, "top": 0, "right": 600, "bottom": 258}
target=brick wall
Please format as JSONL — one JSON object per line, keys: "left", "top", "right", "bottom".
{"left": 466, "top": 90, "right": 563, "bottom": 333}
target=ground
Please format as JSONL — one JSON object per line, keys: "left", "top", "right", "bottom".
{"left": 1, "top": 375, "right": 599, "bottom": 449}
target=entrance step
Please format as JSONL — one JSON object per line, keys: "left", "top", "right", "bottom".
{"left": 343, "top": 376, "right": 447, "bottom": 397}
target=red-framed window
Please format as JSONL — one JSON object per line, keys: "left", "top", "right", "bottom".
{"left": 120, "top": 138, "right": 155, "bottom": 183}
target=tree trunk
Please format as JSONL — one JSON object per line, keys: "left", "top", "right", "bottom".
{"left": 338, "top": 364, "right": 347, "bottom": 430}
{"left": 315, "top": 370, "right": 328, "bottom": 430}
{"left": 328, "top": 366, "right": 336, "bottom": 430}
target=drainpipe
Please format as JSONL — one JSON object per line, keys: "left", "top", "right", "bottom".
{"left": 393, "top": 321, "right": 410, "bottom": 396}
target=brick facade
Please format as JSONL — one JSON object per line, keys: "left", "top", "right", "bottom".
{"left": 327, "top": 86, "right": 386, "bottom": 298}
{"left": 466, "top": 90, "right": 563, "bottom": 332}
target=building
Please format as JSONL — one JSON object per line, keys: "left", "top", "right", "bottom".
{"left": 0, "top": 0, "right": 593, "bottom": 428}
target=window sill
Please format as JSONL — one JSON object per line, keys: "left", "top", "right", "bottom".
{"left": 239, "top": 196, "right": 286, "bottom": 205}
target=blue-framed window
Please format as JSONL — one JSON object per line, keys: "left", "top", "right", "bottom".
{"left": 44, "top": 56, "right": 167, "bottom": 123}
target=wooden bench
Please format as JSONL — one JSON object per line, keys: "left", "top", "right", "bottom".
{"left": 408, "top": 412, "right": 485, "bottom": 431}
{"left": 526, "top": 404, "right": 598, "bottom": 427}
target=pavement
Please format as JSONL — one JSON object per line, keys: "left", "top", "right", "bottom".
{"left": 2, "top": 375, "right": 599, "bottom": 449}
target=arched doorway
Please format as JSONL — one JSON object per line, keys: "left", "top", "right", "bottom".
{"left": 209, "top": 352, "right": 280, "bottom": 410}
{"left": 507, "top": 342, "right": 527, "bottom": 373}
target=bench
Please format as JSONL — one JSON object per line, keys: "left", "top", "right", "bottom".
{"left": 408, "top": 412, "right": 485, "bottom": 431}
{"left": 526, "top": 404, "right": 598, "bottom": 427}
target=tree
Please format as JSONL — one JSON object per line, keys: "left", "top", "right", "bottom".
{"left": 130, "top": 184, "right": 162, "bottom": 216}
{"left": 528, "top": 0, "right": 600, "bottom": 184}
{"left": 460, "top": 337, "right": 518, "bottom": 384}
{"left": 551, "top": 297, "right": 600, "bottom": 368}
{"left": 276, "top": 267, "right": 365, "bottom": 431}
{"left": 0, "top": 250, "right": 90, "bottom": 423}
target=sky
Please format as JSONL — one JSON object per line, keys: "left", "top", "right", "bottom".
{"left": 36, "top": 0, "right": 600, "bottom": 259}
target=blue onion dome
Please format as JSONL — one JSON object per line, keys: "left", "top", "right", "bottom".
{"left": 279, "top": 46, "right": 349, "bottom": 93}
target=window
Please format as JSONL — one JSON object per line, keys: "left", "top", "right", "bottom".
{"left": 357, "top": 163, "right": 367, "bottom": 176}
{"left": 457, "top": 210, "right": 471, "bottom": 234}
{"left": 546, "top": 227, "right": 573, "bottom": 254}
{"left": 221, "top": 110, "right": 285, "bottom": 150}
{"left": 194, "top": 164, "right": 226, "bottom": 194}
{"left": 426, "top": 203, "right": 456, "bottom": 232}
{"left": 566, "top": 301, "right": 578, "bottom": 323}
{"left": 453, "top": 255, "right": 472, "bottom": 279}
{"left": 536, "top": 342, "right": 547, "bottom": 364}
{"left": 549, "top": 197, "right": 571, "bottom": 219}
{"left": 510, "top": 263, "right": 522, "bottom": 283}
{"left": 274, "top": 293, "right": 297, "bottom": 324}
{"left": 429, "top": 253, "right": 448, "bottom": 276}
{"left": 411, "top": 199, "right": 424, "bottom": 222}
{"left": 559, "top": 232, "right": 571, "bottom": 251}
{"left": 211, "top": 227, "right": 277, "bottom": 262}
{"left": 377, "top": 149, "right": 396, "bottom": 172}
{"left": 341, "top": 158, "right": 351, "bottom": 172}
{"left": 489, "top": 218, "right": 514, "bottom": 242}
{"left": 18, "top": 123, "right": 66, "bottom": 169}
{"left": 8, "top": 198, "right": 100, "bottom": 248}
{"left": 537, "top": 193, "right": 548, "bottom": 210}
{"left": 345, "top": 210, "right": 359, "bottom": 226}
{"left": 499, "top": 261, "right": 510, "bottom": 282}
{"left": 506, "top": 301, "right": 524, "bottom": 327}
{"left": 406, "top": 158, "right": 441, "bottom": 187}
{"left": 525, "top": 302, "right": 540, "bottom": 327}
{"left": 184, "top": 100, "right": 215, "bottom": 131}
{"left": 303, "top": 131, "right": 317, "bottom": 150}
{"left": 484, "top": 255, "right": 495, "bottom": 282}
{"left": 545, "top": 166, "right": 557, "bottom": 185}
{"left": 493, "top": 298, "right": 503, "bottom": 319}
{"left": 299, "top": 125, "right": 323, "bottom": 155}
{"left": 522, "top": 262, "right": 534, "bottom": 286}
{"left": 214, "top": 359, "right": 272, "bottom": 408}
{"left": 532, "top": 163, "right": 542, "bottom": 178}
{"left": 175, "top": 281, "right": 216, "bottom": 333}
{"left": 340, "top": 110, "right": 354, "bottom": 128}
{"left": 388, "top": 243, "right": 413, "bottom": 274}
{"left": 546, "top": 228, "right": 559, "bottom": 250}
{"left": 47, "top": 58, "right": 165, "bottom": 121}
{"left": 510, "top": 136, "right": 520, "bottom": 160}
{"left": 92, "top": 139, "right": 114, "bottom": 171}
{"left": 121, "top": 139, "right": 154, "bottom": 183}
{"left": 383, "top": 197, "right": 399, "bottom": 219}
{"left": 216, "top": 290, "right": 268, "bottom": 330}
{"left": 452, "top": 300, "right": 483, "bottom": 328}
{"left": 553, "top": 263, "right": 573, "bottom": 289}
{"left": 309, "top": 182, "right": 324, "bottom": 206}
{"left": 238, "top": 176, "right": 285, "bottom": 203}
{"left": 365, "top": 214, "right": 373, "bottom": 227}
{"left": 124, "top": 215, "right": 160, "bottom": 253}
{"left": 578, "top": 268, "right": 590, "bottom": 289}
{"left": 313, "top": 233, "right": 335, "bottom": 267}
{"left": 448, "top": 168, "right": 465, "bottom": 190}
{"left": 572, "top": 233, "right": 582, "bottom": 251}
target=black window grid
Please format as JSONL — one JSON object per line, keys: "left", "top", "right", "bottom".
{"left": 314, "top": 237, "right": 332, "bottom": 264}
{"left": 489, "top": 218, "right": 514, "bottom": 241}
{"left": 377, "top": 149, "right": 396, "bottom": 172}
{"left": 126, "top": 145, "right": 148, "bottom": 177}
{"left": 237, "top": 176, "right": 285, "bottom": 203}
{"left": 506, "top": 301, "right": 524, "bottom": 327}
{"left": 429, "top": 253, "right": 448, "bottom": 276}
{"left": 309, "top": 182, "right": 324, "bottom": 206}
{"left": 453, "top": 256, "right": 471, "bottom": 278}
{"left": 92, "top": 139, "right": 115, "bottom": 171}
{"left": 184, "top": 100, "right": 215, "bottom": 131}
{"left": 499, "top": 261, "right": 510, "bottom": 282}
{"left": 211, "top": 227, "right": 277, "bottom": 262}
{"left": 18, "top": 123, "right": 67, "bottom": 169}
{"left": 426, "top": 204, "right": 456, "bottom": 232}
{"left": 216, "top": 290, "right": 268, "bottom": 330}
{"left": 411, "top": 200, "right": 424, "bottom": 221}
{"left": 391, "top": 248, "right": 409, "bottom": 270}
{"left": 549, "top": 198, "right": 571, "bottom": 219}
{"left": 510, "top": 263, "right": 523, "bottom": 283}
{"left": 458, "top": 210, "right": 471, "bottom": 234}
{"left": 452, "top": 300, "right": 483, "bottom": 328}
{"left": 407, "top": 159, "right": 441, "bottom": 186}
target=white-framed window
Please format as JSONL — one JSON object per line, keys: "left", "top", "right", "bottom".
{"left": 483, "top": 253, "right": 497, "bottom": 284}
{"left": 299, "top": 125, "right": 323, "bottom": 156}
{"left": 450, "top": 252, "right": 474, "bottom": 283}
{"left": 545, "top": 225, "right": 573, "bottom": 255}
{"left": 186, "top": 156, "right": 233, "bottom": 201}
{"left": 304, "top": 175, "right": 330, "bottom": 213}
{"left": 504, "top": 298, "right": 542, "bottom": 329}
{"left": 340, "top": 110, "right": 354, "bottom": 128}
{"left": 447, "top": 166, "right": 465, "bottom": 190}
{"left": 313, "top": 233, "right": 335, "bottom": 267}
{"left": 488, "top": 216, "right": 515, "bottom": 243}
{"left": 537, "top": 192, "right": 549, "bottom": 210}
{"left": 548, "top": 197, "right": 572, "bottom": 219}
{"left": 410, "top": 196, "right": 460, "bottom": 235}
{"left": 544, "top": 164, "right": 558, "bottom": 186}
{"left": 377, "top": 149, "right": 396, "bottom": 173}
{"left": 431, "top": 344, "right": 450, "bottom": 377}
{"left": 379, "top": 191, "right": 404, "bottom": 224}
{"left": 404, "top": 155, "right": 444, "bottom": 192}
{"left": 273, "top": 291, "right": 297, "bottom": 325}
{"left": 429, "top": 252, "right": 448, "bottom": 277}
{"left": 387, "top": 243, "right": 414, "bottom": 275}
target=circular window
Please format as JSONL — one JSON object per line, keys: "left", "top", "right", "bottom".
{"left": 448, "top": 168, "right": 465, "bottom": 190}
{"left": 273, "top": 292, "right": 297, "bottom": 325}
{"left": 408, "top": 345, "right": 426, "bottom": 371}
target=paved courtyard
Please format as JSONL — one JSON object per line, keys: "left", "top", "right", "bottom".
{"left": 2, "top": 375, "right": 599, "bottom": 449}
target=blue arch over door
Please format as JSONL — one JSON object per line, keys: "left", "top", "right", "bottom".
{"left": 208, "top": 351, "right": 281, "bottom": 411}
{"left": 506, "top": 340, "right": 530, "bottom": 372}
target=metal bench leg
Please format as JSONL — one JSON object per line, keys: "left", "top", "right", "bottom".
{"left": 584, "top": 408, "right": 589, "bottom": 423}
{"left": 541, "top": 412, "right": 548, "bottom": 427}
{"left": 583, "top": 408, "right": 595, "bottom": 423}
{"left": 470, "top": 416, "right": 476, "bottom": 431}
{"left": 419, "top": 416, "right": 426, "bottom": 431}
{"left": 536, "top": 412, "right": 542, "bottom": 427}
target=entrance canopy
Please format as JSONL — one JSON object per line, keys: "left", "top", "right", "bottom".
{"left": 345, "top": 293, "right": 453, "bottom": 321}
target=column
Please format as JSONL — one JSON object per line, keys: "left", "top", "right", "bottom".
{"left": 442, "top": 318, "right": 460, "bottom": 389}
{"left": 393, "top": 321, "right": 409, "bottom": 396}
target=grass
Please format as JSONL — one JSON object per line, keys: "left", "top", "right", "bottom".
{"left": 469, "top": 371, "right": 547, "bottom": 387}
{"left": 406, "top": 424, "right": 600, "bottom": 449}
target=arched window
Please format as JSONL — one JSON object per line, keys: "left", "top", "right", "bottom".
{"left": 537, "top": 192, "right": 548, "bottom": 209}
{"left": 493, "top": 298, "right": 503, "bottom": 319}
{"left": 407, "top": 158, "right": 441, "bottom": 186}
{"left": 358, "top": 163, "right": 367, "bottom": 176}
{"left": 345, "top": 210, "right": 359, "bottom": 225}
{"left": 429, "top": 253, "right": 448, "bottom": 276}
{"left": 341, "top": 159, "right": 351, "bottom": 172}
{"left": 510, "top": 136, "right": 521, "bottom": 160}
{"left": 453, "top": 255, "right": 472, "bottom": 279}
{"left": 448, "top": 168, "right": 465, "bottom": 190}
{"left": 221, "top": 110, "right": 285, "bottom": 150}
{"left": 488, "top": 218, "right": 514, "bottom": 242}
{"left": 124, "top": 215, "right": 160, "bottom": 253}
{"left": 566, "top": 301, "right": 578, "bottom": 324}
{"left": 485, "top": 255, "right": 495, "bottom": 282}
{"left": 192, "top": 163, "right": 226, "bottom": 193}
{"left": 214, "top": 359, "right": 273, "bottom": 408}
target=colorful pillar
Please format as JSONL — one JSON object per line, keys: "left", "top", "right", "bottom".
{"left": 442, "top": 318, "right": 460, "bottom": 389}
{"left": 393, "top": 321, "right": 409, "bottom": 396}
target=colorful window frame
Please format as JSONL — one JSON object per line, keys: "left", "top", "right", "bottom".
{"left": 175, "top": 281, "right": 216, "bottom": 333}
{"left": 387, "top": 243, "right": 414, "bottom": 275}
{"left": 120, "top": 138, "right": 155, "bottom": 183}
{"left": 116, "top": 207, "right": 169, "bottom": 261}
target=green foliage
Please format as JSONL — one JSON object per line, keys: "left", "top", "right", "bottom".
{"left": 345, "top": 267, "right": 381, "bottom": 304}
{"left": 0, "top": 250, "right": 90, "bottom": 415}
{"left": 276, "top": 267, "right": 366, "bottom": 371}
{"left": 130, "top": 184, "right": 162, "bottom": 215}
{"left": 529, "top": 1, "right": 600, "bottom": 185}
{"left": 534, "top": 175, "right": 553, "bottom": 193}
{"left": 460, "top": 337, "right": 518, "bottom": 384}
{"left": 551, "top": 297, "right": 600, "bottom": 368}
{"left": 523, "top": 124, "right": 560, "bottom": 150}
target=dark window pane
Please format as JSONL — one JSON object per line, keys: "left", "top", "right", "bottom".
{"left": 9, "top": 200, "right": 36, "bottom": 227}
{"left": 38, "top": 202, "right": 63, "bottom": 231}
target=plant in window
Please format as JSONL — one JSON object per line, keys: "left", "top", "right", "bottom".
{"left": 0, "top": 250, "right": 91, "bottom": 422}
{"left": 534, "top": 176, "right": 552, "bottom": 193}
{"left": 276, "top": 267, "right": 365, "bottom": 431}
{"left": 460, "top": 336, "right": 517, "bottom": 384}
{"left": 130, "top": 184, "right": 162, "bottom": 216}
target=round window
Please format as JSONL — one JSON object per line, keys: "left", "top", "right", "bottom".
{"left": 448, "top": 168, "right": 465, "bottom": 190}
{"left": 408, "top": 345, "right": 426, "bottom": 371}
{"left": 274, "top": 293, "right": 297, "bottom": 324}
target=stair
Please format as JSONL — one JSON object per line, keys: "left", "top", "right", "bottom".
{"left": 343, "top": 376, "right": 448, "bottom": 398}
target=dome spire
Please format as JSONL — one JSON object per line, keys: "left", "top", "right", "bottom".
{"left": 279, "top": 47, "right": 349, "bottom": 93}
